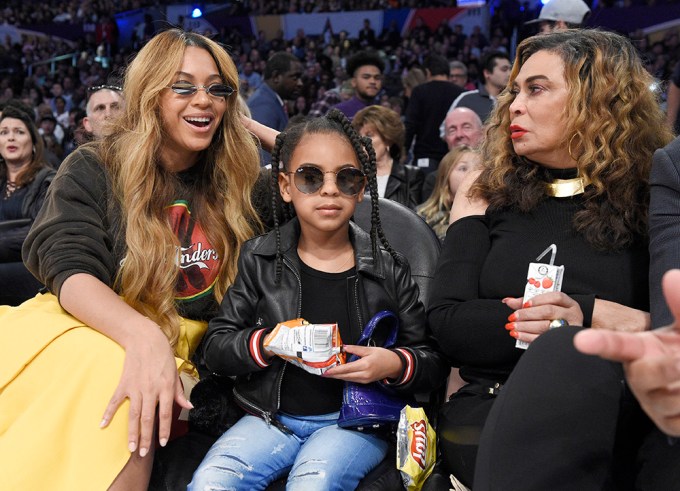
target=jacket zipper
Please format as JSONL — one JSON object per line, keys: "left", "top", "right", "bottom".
{"left": 277, "top": 256, "right": 301, "bottom": 414}
{"left": 353, "top": 276, "right": 363, "bottom": 333}
{"left": 233, "top": 388, "right": 272, "bottom": 426}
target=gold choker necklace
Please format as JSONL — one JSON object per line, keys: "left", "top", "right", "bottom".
{"left": 546, "top": 176, "right": 590, "bottom": 198}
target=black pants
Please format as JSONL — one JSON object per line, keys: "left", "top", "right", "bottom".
{"left": 437, "top": 382, "right": 498, "bottom": 487}
{"left": 473, "top": 327, "right": 680, "bottom": 491}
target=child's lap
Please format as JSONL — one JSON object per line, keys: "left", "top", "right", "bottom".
{"left": 189, "top": 413, "right": 389, "bottom": 491}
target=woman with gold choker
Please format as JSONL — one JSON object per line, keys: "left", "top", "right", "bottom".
{"left": 427, "top": 29, "right": 675, "bottom": 490}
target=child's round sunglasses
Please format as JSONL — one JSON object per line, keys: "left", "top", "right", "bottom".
{"left": 286, "top": 165, "right": 366, "bottom": 196}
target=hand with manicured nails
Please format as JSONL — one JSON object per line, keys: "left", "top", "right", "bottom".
{"left": 575, "top": 269, "right": 680, "bottom": 436}
{"left": 503, "top": 291, "right": 584, "bottom": 345}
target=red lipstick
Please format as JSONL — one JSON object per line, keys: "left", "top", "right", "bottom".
{"left": 509, "top": 125, "right": 527, "bottom": 140}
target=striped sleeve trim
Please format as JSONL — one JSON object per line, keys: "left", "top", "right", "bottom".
{"left": 383, "top": 348, "right": 415, "bottom": 386}
{"left": 249, "top": 328, "right": 271, "bottom": 368}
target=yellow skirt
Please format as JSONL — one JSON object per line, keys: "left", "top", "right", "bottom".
{"left": 0, "top": 293, "right": 207, "bottom": 491}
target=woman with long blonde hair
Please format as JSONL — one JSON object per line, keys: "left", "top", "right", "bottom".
{"left": 428, "top": 29, "right": 674, "bottom": 489}
{"left": 417, "top": 145, "right": 479, "bottom": 240}
{"left": 0, "top": 29, "right": 261, "bottom": 490}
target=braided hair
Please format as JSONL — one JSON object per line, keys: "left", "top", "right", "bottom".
{"left": 269, "top": 108, "right": 399, "bottom": 283}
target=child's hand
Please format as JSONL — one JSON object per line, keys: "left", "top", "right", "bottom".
{"left": 323, "top": 345, "right": 402, "bottom": 383}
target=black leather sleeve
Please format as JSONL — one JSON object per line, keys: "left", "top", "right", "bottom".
{"left": 387, "top": 251, "right": 449, "bottom": 395}
{"left": 200, "top": 239, "right": 273, "bottom": 376}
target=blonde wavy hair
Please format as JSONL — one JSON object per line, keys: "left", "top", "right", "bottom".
{"left": 472, "top": 29, "right": 674, "bottom": 250}
{"left": 99, "top": 29, "right": 261, "bottom": 350}
{"left": 419, "top": 146, "right": 477, "bottom": 220}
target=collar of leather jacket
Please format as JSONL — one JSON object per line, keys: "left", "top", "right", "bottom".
{"left": 251, "top": 217, "right": 386, "bottom": 280}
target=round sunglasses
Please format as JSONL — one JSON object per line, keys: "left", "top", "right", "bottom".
{"left": 285, "top": 165, "right": 366, "bottom": 196}
{"left": 167, "top": 82, "right": 235, "bottom": 98}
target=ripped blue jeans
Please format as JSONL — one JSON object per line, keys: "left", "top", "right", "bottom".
{"left": 188, "top": 411, "right": 389, "bottom": 491}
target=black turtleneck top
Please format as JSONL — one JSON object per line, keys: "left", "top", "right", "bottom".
{"left": 427, "top": 170, "right": 649, "bottom": 384}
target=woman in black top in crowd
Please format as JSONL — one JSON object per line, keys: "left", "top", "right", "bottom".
{"left": 428, "top": 29, "right": 674, "bottom": 490}
{"left": 0, "top": 103, "right": 55, "bottom": 305}
{"left": 353, "top": 105, "right": 424, "bottom": 209}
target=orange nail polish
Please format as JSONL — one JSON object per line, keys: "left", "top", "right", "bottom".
{"left": 509, "top": 330, "right": 519, "bottom": 339}
{"left": 523, "top": 301, "right": 531, "bottom": 308}
{"left": 505, "top": 323, "right": 515, "bottom": 331}
{"left": 508, "top": 312, "right": 518, "bottom": 322}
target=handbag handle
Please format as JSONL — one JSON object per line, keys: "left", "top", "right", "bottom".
{"left": 353, "top": 310, "right": 399, "bottom": 359}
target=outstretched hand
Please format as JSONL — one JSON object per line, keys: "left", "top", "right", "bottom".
{"left": 323, "top": 345, "right": 403, "bottom": 383}
{"left": 574, "top": 269, "right": 680, "bottom": 436}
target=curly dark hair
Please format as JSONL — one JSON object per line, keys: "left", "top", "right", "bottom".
{"left": 269, "top": 108, "right": 399, "bottom": 283}
{"left": 472, "top": 29, "right": 674, "bottom": 251}
{"left": 346, "top": 50, "right": 385, "bottom": 77}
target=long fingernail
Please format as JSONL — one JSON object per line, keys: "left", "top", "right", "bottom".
{"left": 140, "top": 447, "right": 148, "bottom": 458}
{"left": 508, "top": 312, "right": 518, "bottom": 322}
{"left": 509, "top": 330, "right": 519, "bottom": 339}
{"left": 501, "top": 297, "right": 511, "bottom": 304}
{"left": 505, "top": 322, "right": 515, "bottom": 331}
{"left": 128, "top": 441, "right": 137, "bottom": 453}
{"left": 160, "top": 437, "right": 168, "bottom": 447}
{"left": 99, "top": 418, "right": 108, "bottom": 428}
{"left": 188, "top": 401, "right": 194, "bottom": 409}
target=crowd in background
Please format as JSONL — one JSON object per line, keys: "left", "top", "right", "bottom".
{"left": 0, "top": 0, "right": 678, "bottom": 170}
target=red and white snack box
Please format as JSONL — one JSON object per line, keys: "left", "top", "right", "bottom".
{"left": 516, "top": 245, "right": 565, "bottom": 350}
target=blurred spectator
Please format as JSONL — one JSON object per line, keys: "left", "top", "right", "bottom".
{"left": 0, "top": 102, "right": 55, "bottom": 306}
{"left": 354, "top": 105, "right": 424, "bottom": 209}
{"left": 248, "top": 52, "right": 303, "bottom": 165}
{"left": 239, "top": 60, "right": 263, "bottom": 92}
{"left": 358, "top": 18, "right": 377, "bottom": 48}
{"left": 62, "top": 107, "right": 87, "bottom": 155}
{"left": 53, "top": 95, "right": 70, "bottom": 128}
{"left": 332, "top": 50, "right": 384, "bottom": 119}
{"left": 248, "top": 52, "right": 303, "bottom": 133}
{"left": 444, "top": 50, "right": 511, "bottom": 124}
{"left": 525, "top": 0, "right": 591, "bottom": 33}
{"left": 404, "top": 54, "right": 463, "bottom": 175}
{"left": 379, "top": 19, "right": 401, "bottom": 50}
{"left": 442, "top": 107, "right": 484, "bottom": 150}
{"left": 449, "top": 60, "right": 472, "bottom": 90}
{"left": 401, "top": 66, "right": 426, "bottom": 113}
{"left": 417, "top": 146, "right": 481, "bottom": 241}
{"left": 83, "top": 84, "right": 124, "bottom": 139}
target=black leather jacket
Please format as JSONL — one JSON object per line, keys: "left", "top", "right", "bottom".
{"left": 201, "top": 218, "right": 448, "bottom": 427}
{"left": 385, "top": 163, "right": 424, "bottom": 210}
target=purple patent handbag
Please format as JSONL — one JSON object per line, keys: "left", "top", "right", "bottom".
{"left": 337, "top": 310, "right": 412, "bottom": 431}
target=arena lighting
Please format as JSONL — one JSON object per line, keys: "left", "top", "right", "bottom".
{"left": 191, "top": 7, "right": 203, "bottom": 18}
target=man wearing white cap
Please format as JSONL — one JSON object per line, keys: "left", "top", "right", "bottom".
{"left": 525, "top": 0, "right": 591, "bottom": 33}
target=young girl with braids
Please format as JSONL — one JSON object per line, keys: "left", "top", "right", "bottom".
{"left": 190, "top": 109, "right": 447, "bottom": 490}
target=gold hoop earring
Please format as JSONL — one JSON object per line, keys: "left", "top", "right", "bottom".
{"left": 567, "top": 134, "right": 579, "bottom": 162}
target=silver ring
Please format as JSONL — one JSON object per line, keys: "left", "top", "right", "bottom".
{"left": 549, "top": 319, "right": 569, "bottom": 329}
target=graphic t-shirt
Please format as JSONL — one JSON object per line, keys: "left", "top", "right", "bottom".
{"left": 167, "top": 199, "right": 221, "bottom": 320}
